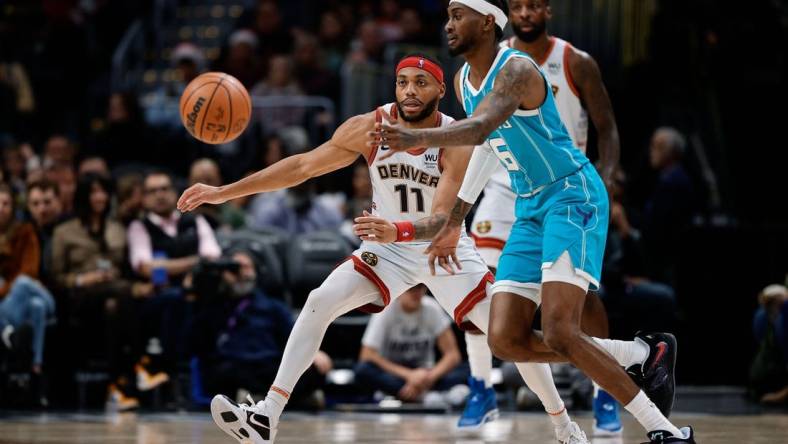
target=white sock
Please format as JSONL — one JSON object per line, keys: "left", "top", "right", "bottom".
{"left": 515, "top": 363, "right": 570, "bottom": 430}
{"left": 593, "top": 338, "right": 649, "bottom": 368}
{"left": 264, "top": 388, "right": 288, "bottom": 419}
{"left": 624, "top": 390, "right": 682, "bottom": 436}
{"left": 266, "top": 261, "right": 379, "bottom": 418}
{"left": 465, "top": 332, "right": 493, "bottom": 388}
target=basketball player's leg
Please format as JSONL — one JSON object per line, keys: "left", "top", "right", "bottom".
{"left": 467, "top": 207, "right": 510, "bottom": 386}
{"left": 540, "top": 256, "right": 683, "bottom": 437}
{"left": 485, "top": 218, "right": 559, "bottom": 362}
{"left": 464, "top": 291, "right": 586, "bottom": 442}
{"left": 266, "top": 260, "right": 383, "bottom": 406}
{"left": 536, "top": 164, "right": 685, "bottom": 438}
{"left": 581, "top": 291, "right": 624, "bottom": 436}
{"left": 210, "top": 260, "right": 389, "bottom": 443}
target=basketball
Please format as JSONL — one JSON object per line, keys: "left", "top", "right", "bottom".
{"left": 180, "top": 72, "right": 251, "bottom": 144}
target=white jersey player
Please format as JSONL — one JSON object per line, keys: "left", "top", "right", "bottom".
{"left": 178, "top": 54, "right": 590, "bottom": 444}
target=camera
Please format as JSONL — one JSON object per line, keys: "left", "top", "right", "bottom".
{"left": 190, "top": 257, "right": 241, "bottom": 300}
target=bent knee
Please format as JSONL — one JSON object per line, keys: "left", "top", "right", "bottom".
{"left": 488, "top": 322, "right": 532, "bottom": 361}
{"left": 542, "top": 324, "right": 581, "bottom": 355}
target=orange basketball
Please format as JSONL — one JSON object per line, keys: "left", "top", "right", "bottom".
{"left": 180, "top": 72, "right": 252, "bottom": 144}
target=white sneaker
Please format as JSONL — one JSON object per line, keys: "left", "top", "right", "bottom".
{"left": 556, "top": 421, "right": 589, "bottom": 444}
{"left": 211, "top": 394, "right": 278, "bottom": 444}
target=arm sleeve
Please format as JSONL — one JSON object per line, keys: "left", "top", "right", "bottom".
{"left": 457, "top": 141, "right": 501, "bottom": 204}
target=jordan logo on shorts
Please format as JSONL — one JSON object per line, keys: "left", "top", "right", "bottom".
{"left": 575, "top": 207, "right": 593, "bottom": 227}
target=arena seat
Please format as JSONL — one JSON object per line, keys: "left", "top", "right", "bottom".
{"left": 285, "top": 231, "right": 353, "bottom": 308}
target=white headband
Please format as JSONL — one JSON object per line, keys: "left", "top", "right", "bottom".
{"left": 449, "top": 0, "right": 508, "bottom": 30}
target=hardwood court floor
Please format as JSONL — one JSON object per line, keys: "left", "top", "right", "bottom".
{"left": 0, "top": 411, "right": 786, "bottom": 443}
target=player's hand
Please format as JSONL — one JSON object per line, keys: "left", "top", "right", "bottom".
{"left": 352, "top": 210, "right": 398, "bottom": 242}
{"left": 177, "top": 183, "right": 226, "bottom": 212}
{"left": 367, "top": 110, "right": 422, "bottom": 159}
{"left": 424, "top": 225, "right": 462, "bottom": 275}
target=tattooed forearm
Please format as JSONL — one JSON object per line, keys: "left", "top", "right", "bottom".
{"left": 446, "top": 198, "right": 474, "bottom": 227}
{"left": 416, "top": 118, "right": 493, "bottom": 147}
{"left": 413, "top": 213, "right": 449, "bottom": 241}
{"left": 414, "top": 58, "right": 536, "bottom": 148}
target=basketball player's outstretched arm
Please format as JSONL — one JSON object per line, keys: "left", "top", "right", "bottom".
{"left": 369, "top": 58, "right": 544, "bottom": 151}
{"left": 569, "top": 49, "right": 620, "bottom": 184}
{"left": 178, "top": 113, "right": 373, "bottom": 212}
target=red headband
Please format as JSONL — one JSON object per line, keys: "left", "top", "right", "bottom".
{"left": 396, "top": 56, "right": 444, "bottom": 84}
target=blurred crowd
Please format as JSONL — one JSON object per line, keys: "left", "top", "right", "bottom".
{"left": 0, "top": 0, "right": 784, "bottom": 410}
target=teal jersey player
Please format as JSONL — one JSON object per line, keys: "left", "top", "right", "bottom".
{"left": 458, "top": 45, "right": 607, "bottom": 291}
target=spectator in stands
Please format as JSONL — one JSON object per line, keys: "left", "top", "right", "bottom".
{"left": 642, "top": 126, "right": 695, "bottom": 283}
{"left": 128, "top": 171, "right": 221, "bottom": 374}
{"left": 77, "top": 156, "right": 110, "bottom": 178}
{"left": 0, "top": 183, "right": 55, "bottom": 375}
{"left": 42, "top": 134, "right": 77, "bottom": 170}
{"left": 376, "top": 0, "right": 404, "bottom": 43}
{"left": 128, "top": 171, "right": 222, "bottom": 284}
{"left": 188, "top": 158, "right": 248, "bottom": 231}
{"left": 188, "top": 158, "right": 223, "bottom": 229}
{"left": 221, "top": 29, "right": 263, "bottom": 89}
{"left": 251, "top": 55, "right": 305, "bottom": 132}
{"left": 116, "top": 173, "right": 144, "bottom": 227}
{"left": 347, "top": 161, "right": 372, "bottom": 219}
{"left": 50, "top": 173, "right": 162, "bottom": 410}
{"left": 250, "top": 0, "right": 294, "bottom": 59}
{"left": 89, "top": 92, "right": 161, "bottom": 170}
{"left": 318, "top": 10, "right": 351, "bottom": 74}
{"left": 189, "top": 249, "right": 332, "bottom": 406}
{"left": 247, "top": 179, "right": 344, "bottom": 234}
{"left": 172, "top": 43, "right": 204, "bottom": 92}
{"left": 354, "top": 285, "right": 467, "bottom": 402}
{"left": 0, "top": 60, "right": 35, "bottom": 136}
{"left": 750, "top": 283, "right": 788, "bottom": 405}
{"left": 26, "top": 180, "right": 64, "bottom": 281}
{"left": 601, "top": 170, "right": 677, "bottom": 331}
{"left": 261, "top": 134, "right": 286, "bottom": 168}
{"left": 346, "top": 20, "right": 384, "bottom": 65}
{"left": 251, "top": 54, "right": 303, "bottom": 98}
{"left": 399, "top": 8, "right": 428, "bottom": 44}
{"left": 44, "top": 165, "right": 76, "bottom": 215}
{"left": 145, "top": 43, "right": 207, "bottom": 130}
{"left": 2, "top": 143, "right": 28, "bottom": 211}
{"left": 293, "top": 33, "right": 339, "bottom": 103}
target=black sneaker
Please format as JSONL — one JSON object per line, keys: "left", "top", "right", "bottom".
{"left": 642, "top": 426, "right": 695, "bottom": 443}
{"left": 626, "top": 332, "right": 677, "bottom": 417}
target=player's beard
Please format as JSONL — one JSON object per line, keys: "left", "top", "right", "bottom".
{"left": 447, "top": 33, "right": 477, "bottom": 57}
{"left": 512, "top": 20, "right": 547, "bottom": 43}
{"left": 396, "top": 96, "right": 440, "bottom": 123}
